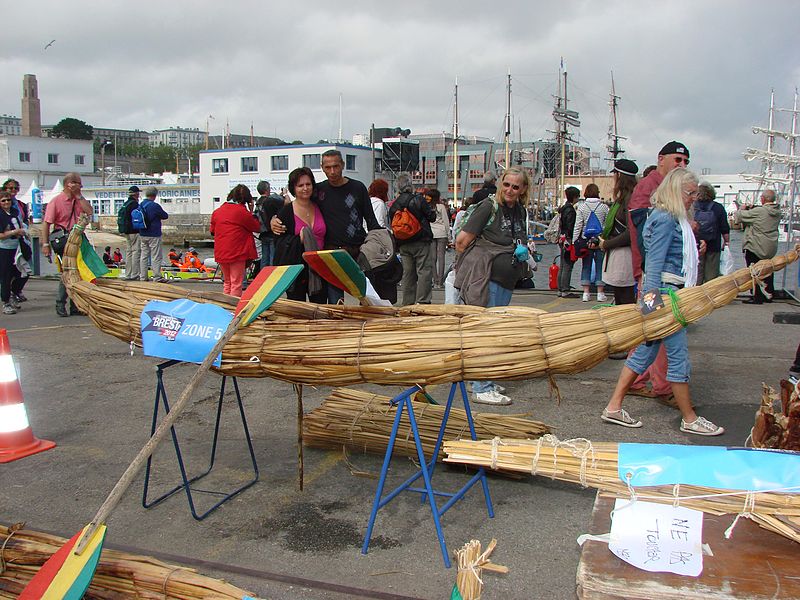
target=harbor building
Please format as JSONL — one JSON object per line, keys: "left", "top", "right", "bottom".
{"left": 149, "top": 127, "right": 206, "bottom": 149}
{"left": 0, "top": 134, "right": 96, "bottom": 189}
{"left": 199, "top": 143, "right": 378, "bottom": 208}
{"left": 0, "top": 115, "right": 21, "bottom": 136}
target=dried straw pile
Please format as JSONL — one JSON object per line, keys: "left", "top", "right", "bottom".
{"left": 443, "top": 436, "right": 800, "bottom": 543}
{"left": 0, "top": 523, "right": 260, "bottom": 599}
{"left": 303, "top": 388, "right": 551, "bottom": 461}
{"left": 453, "top": 539, "right": 508, "bottom": 600}
{"left": 62, "top": 217, "right": 799, "bottom": 386}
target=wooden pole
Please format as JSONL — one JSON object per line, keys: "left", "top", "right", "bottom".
{"left": 295, "top": 383, "right": 304, "bottom": 491}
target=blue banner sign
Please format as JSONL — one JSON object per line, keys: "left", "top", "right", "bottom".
{"left": 618, "top": 443, "right": 800, "bottom": 491}
{"left": 140, "top": 299, "right": 232, "bottom": 367}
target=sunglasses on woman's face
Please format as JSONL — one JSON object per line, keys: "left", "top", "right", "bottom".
{"left": 502, "top": 181, "right": 521, "bottom": 191}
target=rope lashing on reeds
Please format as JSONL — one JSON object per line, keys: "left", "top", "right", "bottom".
{"left": 443, "top": 435, "right": 800, "bottom": 544}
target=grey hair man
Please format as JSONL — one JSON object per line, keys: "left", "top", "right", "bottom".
{"left": 472, "top": 171, "right": 498, "bottom": 203}
{"left": 387, "top": 173, "right": 437, "bottom": 305}
{"left": 736, "top": 188, "right": 781, "bottom": 304}
{"left": 138, "top": 186, "right": 169, "bottom": 282}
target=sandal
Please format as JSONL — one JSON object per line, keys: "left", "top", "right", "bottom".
{"left": 601, "top": 408, "right": 643, "bottom": 428}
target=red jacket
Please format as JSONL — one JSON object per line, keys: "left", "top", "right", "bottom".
{"left": 210, "top": 202, "right": 260, "bottom": 263}
{"left": 628, "top": 170, "right": 664, "bottom": 281}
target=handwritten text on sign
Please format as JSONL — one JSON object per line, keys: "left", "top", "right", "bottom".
{"left": 609, "top": 499, "right": 703, "bottom": 577}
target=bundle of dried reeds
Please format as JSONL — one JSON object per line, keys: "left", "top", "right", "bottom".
{"left": 453, "top": 539, "right": 508, "bottom": 600}
{"left": 61, "top": 217, "right": 800, "bottom": 386}
{"left": 0, "top": 523, "right": 260, "bottom": 599}
{"left": 443, "top": 436, "right": 800, "bottom": 543}
{"left": 302, "top": 388, "right": 550, "bottom": 462}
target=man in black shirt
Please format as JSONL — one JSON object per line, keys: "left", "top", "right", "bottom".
{"left": 557, "top": 186, "right": 580, "bottom": 297}
{"left": 255, "top": 180, "right": 285, "bottom": 267}
{"left": 272, "top": 149, "right": 380, "bottom": 303}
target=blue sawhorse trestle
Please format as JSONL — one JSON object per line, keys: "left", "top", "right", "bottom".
{"left": 142, "top": 359, "right": 259, "bottom": 520}
{"left": 361, "top": 381, "right": 494, "bottom": 568}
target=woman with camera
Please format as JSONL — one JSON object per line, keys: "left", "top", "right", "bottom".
{"left": 601, "top": 168, "right": 724, "bottom": 436}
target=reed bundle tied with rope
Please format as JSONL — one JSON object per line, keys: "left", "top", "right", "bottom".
{"left": 302, "top": 387, "right": 551, "bottom": 462}
{"left": 0, "top": 523, "right": 260, "bottom": 599}
{"left": 443, "top": 435, "right": 800, "bottom": 544}
{"left": 453, "top": 539, "right": 508, "bottom": 600}
{"left": 62, "top": 217, "right": 799, "bottom": 386}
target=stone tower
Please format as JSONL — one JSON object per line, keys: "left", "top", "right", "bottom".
{"left": 21, "top": 74, "right": 42, "bottom": 137}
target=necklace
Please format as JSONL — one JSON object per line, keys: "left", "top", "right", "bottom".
{"left": 295, "top": 201, "right": 314, "bottom": 224}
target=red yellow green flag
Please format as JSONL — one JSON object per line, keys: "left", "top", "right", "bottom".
{"left": 76, "top": 235, "right": 110, "bottom": 283}
{"left": 234, "top": 265, "right": 303, "bottom": 326}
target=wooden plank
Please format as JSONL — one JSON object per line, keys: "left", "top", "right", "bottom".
{"left": 577, "top": 492, "right": 800, "bottom": 599}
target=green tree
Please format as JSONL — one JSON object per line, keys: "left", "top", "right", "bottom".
{"left": 51, "top": 117, "right": 93, "bottom": 140}
{"left": 147, "top": 144, "right": 177, "bottom": 173}
{"left": 291, "top": 140, "right": 304, "bottom": 145}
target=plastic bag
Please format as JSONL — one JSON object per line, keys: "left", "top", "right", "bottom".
{"left": 720, "top": 247, "right": 734, "bottom": 275}
{"left": 444, "top": 269, "right": 461, "bottom": 305}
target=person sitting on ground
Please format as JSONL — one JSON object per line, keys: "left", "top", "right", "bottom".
{"left": 601, "top": 168, "right": 724, "bottom": 436}
{"left": 113, "top": 247, "right": 123, "bottom": 265}
{"left": 168, "top": 248, "right": 182, "bottom": 268}
{"left": 102, "top": 246, "right": 114, "bottom": 266}
{"left": 209, "top": 185, "right": 260, "bottom": 297}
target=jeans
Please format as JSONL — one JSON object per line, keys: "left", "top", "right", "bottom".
{"left": 626, "top": 327, "right": 690, "bottom": 383}
{"left": 139, "top": 236, "right": 163, "bottom": 280}
{"left": 580, "top": 249, "right": 604, "bottom": 286}
{"left": 471, "top": 281, "right": 513, "bottom": 393}
{"left": 124, "top": 233, "right": 141, "bottom": 279}
{"left": 260, "top": 237, "right": 276, "bottom": 268}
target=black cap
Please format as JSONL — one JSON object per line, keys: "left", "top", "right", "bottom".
{"left": 658, "top": 141, "right": 690, "bottom": 158}
{"left": 611, "top": 159, "right": 639, "bottom": 176}
{"left": 128, "top": 185, "right": 140, "bottom": 193}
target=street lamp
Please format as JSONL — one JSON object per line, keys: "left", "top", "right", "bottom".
{"left": 100, "top": 140, "right": 113, "bottom": 185}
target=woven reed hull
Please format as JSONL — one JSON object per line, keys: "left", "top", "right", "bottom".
{"left": 61, "top": 218, "right": 798, "bottom": 386}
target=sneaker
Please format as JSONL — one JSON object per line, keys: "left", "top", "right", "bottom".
{"left": 601, "top": 408, "right": 642, "bottom": 428}
{"left": 680, "top": 416, "right": 724, "bottom": 436}
{"left": 474, "top": 390, "right": 512, "bottom": 406}
{"left": 582, "top": 292, "right": 590, "bottom": 302}
{"left": 597, "top": 292, "right": 608, "bottom": 302}
{"left": 8, "top": 297, "right": 20, "bottom": 309}
{"left": 12, "top": 292, "right": 27, "bottom": 302}
{"left": 55, "top": 304, "right": 68, "bottom": 317}
{"left": 3, "top": 303, "right": 16, "bottom": 315}
{"left": 153, "top": 277, "right": 169, "bottom": 283}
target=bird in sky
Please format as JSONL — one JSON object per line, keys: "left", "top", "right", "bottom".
{"left": 44, "top": 39, "right": 56, "bottom": 50}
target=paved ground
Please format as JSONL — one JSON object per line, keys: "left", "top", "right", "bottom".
{"left": 2, "top": 231, "right": 799, "bottom": 599}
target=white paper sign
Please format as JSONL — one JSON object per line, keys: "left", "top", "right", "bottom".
{"left": 608, "top": 499, "right": 704, "bottom": 577}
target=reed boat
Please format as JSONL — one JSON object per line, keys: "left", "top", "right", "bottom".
{"left": 62, "top": 217, "right": 798, "bottom": 386}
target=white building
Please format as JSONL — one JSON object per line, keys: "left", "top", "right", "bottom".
{"left": 82, "top": 184, "right": 201, "bottom": 217}
{"left": 149, "top": 127, "right": 206, "bottom": 149}
{"left": 199, "top": 143, "right": 378, "bottom": 211}
{"left": 0, "top": 115, "right": 21, "bottom": 136}
{"left": 0, "top": 134, "right": 96, "bottom": 188}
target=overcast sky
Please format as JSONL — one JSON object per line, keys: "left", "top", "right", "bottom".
{"left": 1, "top": 0, "right": 798, "bottom": 173}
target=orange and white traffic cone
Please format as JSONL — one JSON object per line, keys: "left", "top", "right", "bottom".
{"left": 0, "top": 328, "right": 55, "bottom": 463}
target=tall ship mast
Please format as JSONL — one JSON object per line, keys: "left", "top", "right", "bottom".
{"left": 453, "top": 78, "right": 459, "bottom": 208}
{"left": 606, "top": 71, "right": 626, "bottom": 166}
{"left": 551, "top": 59, "right": 580, "bottom": 203}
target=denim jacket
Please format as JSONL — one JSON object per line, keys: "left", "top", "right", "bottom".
{"left": 642, "top": 209, "right": 684, "bottom": 292}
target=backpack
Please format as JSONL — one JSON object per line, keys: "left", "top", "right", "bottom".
{"left": 694, "top": 201, "right": 717, "bottom": 241}
{"left": 131, "top": 201, "right": 148, "bottom": 232}
{"left": 452, "top": 197, "right": 499, "bottom": 240}
{"left": 391, "top": 194, "right": 423, "bottom": 240}
{"left": 582, "top": 203, "right": 603, "bottom": 238}
{"left": 117, "top": 200, "right": 130, "bottom": 234}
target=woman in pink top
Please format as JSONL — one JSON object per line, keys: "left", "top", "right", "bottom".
{"left": 274, "top": 167, "right": 328, "bottom": 303}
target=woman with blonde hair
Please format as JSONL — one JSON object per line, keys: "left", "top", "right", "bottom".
{"left": 454, "top": 165, "right": 531, "bottom": 406}
{"left": 601, "top": 168, "right": 724, "bottom": 436}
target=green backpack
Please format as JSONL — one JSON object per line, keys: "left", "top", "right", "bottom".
{"left": 452, "top": 196, "right": 499, "bottom": 240}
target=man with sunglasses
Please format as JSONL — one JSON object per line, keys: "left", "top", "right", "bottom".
{"left": 625, "top": 141, "right": 690, "bottom": 406}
